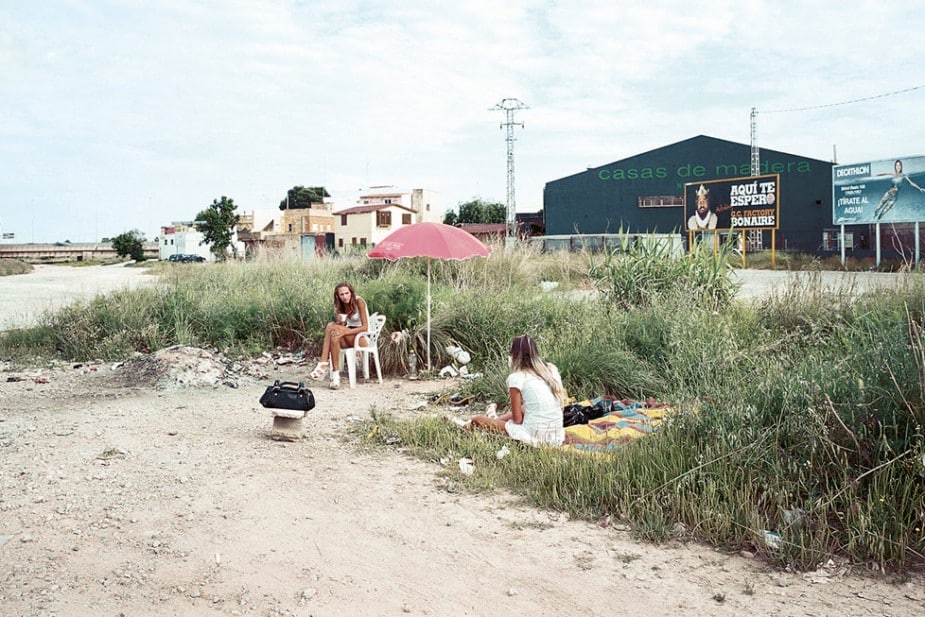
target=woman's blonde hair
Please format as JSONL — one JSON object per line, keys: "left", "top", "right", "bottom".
{"left": 510, "top": 334, "right": 565, "bottom": 405}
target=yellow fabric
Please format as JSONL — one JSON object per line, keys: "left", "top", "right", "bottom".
{"left": 562, "top": 399, "right": 672, "bottom": 453}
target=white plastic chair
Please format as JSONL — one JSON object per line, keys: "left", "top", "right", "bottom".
{"left": 338, "top": 312, "right": 386, "bottom": 388}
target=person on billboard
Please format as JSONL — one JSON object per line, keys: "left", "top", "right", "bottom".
{"left": 874, "top": 159, "right": 925, "bottom": 220}
{"left": 688, "top": 184, "right": 718, "bottom": 230}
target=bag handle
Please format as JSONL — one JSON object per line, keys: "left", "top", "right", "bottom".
{"left": 272, "top": 380, "right": 307, "bottom": 391}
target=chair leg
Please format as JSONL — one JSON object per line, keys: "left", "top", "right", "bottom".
{"left": 372, "top": 352, "right": 382, "bottom": 384}
{"left": 344, "top": 351, "right": 357, "bottom": 389}
{"left": 361, "top": 351, "right": 370, "bottom": 381}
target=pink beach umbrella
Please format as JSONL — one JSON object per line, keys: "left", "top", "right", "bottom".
{"left": 367, "top": 222, "right": 493, "bottom": 370}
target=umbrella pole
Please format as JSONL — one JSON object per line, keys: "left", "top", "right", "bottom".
{"left": 427, "top": 259, "right": 432, "bottom": 371}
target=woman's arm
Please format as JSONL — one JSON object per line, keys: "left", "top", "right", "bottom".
{"left": 509, "top": 387, "right": 524, "bottom": 425}
{"left": 904, "top": 175, "right": 925, "bottom": 192}
{"left": 356, "top": 297, "right": 369, "bottom": 331}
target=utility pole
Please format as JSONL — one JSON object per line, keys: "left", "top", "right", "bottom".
{"left": 750, "top": 107, "right": 759, "bottom": 177}
{"left": 491, "top": 98, "right": 528, "bottom": 246}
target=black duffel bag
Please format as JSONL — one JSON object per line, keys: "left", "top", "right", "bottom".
{"left": 259, "top": 380, "right": 316, "bottom": 412}
{"left": 562, "top": 402, "right": 606, "bottom": 427}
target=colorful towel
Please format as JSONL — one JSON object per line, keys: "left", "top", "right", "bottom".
{"left": 563, "top": 398, "right": 670, "bottom": 453}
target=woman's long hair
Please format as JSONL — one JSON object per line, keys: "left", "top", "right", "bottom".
{"left": 510, "top": 334, "right": 565, "bottom": 406}
{"left": 333, "top": 281, "right": 359, "bottom": 316}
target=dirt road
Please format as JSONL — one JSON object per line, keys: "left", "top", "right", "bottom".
{"left": 0, "top": 263, "right": 157, "bottom": 330}
{"left": 1, "top": 350, "right": 922, "bottom": 616}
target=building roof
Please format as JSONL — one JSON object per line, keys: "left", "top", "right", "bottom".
{"left": 457, "top": 223, "right": 506, "bottom": 234}
{"left": 332, "top": 204, "right": 416, "bottom": 216}
{"left": 547, "top": 134, "right": 834, "bottom": 185}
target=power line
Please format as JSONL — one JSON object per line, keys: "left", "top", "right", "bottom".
{"left": 762, "top": 84, "right": 925, "bottom": 114}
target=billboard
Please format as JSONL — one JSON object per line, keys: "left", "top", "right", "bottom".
{"left": 684, "top": 174, "right": 780, "bottom": 231}
{"left": 833, "top": 155, "right": 925, "bottom": 224}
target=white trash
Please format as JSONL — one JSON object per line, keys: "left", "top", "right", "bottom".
{"left": 763, "top": 530, "right": 781, "bottom": 550}
{"left": 458, "top": 458, "right": 475, "bottom": 476}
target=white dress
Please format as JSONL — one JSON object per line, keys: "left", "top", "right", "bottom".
{"left": 504, "top": 366, "right": 564, "bottom": 447}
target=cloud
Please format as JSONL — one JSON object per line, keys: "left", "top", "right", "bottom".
{"left": 1, "top": 1, "right": 923, "bottom": 242}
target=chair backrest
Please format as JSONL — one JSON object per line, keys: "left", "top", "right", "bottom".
{"left": 365, "top": 313, "right": 387, "bottom": 346}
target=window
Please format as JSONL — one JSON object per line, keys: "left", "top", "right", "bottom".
{"left": 288, "top": 224, "right": 293, "bottom": 232}
{"left": 352, "top": 237, "right": 357, "bottom": 245}
{"left": 426, "top": 203, "right": 431, "bottom": 211}
{"left": 402, "top": 213, "right": 411, "bottom": 225}
{"left": 638, "top": 196, "right": 683, "bottom": 208}
{"left": 384, "top": 198, "right": 392, "bottom": 204}
{"left": 823, "top": 230, "right": 853, "bottom": 251}
{"left": 340, "top": 215, "right": 347, "bottom": 226}
{"left": 376, "top": 211, "right": 392, "bottom": 227}
{"left": 360, "top": 237, "right": 367, "bottom": 245}
{"left": 338, "top": 238, "right": 343, "bottom": 248}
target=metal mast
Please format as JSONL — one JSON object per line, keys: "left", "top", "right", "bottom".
{"left": 750, "top": 106, "right": 759, "bottom": 176}
{"left": 491, "top": 98, "right": 528, "bottom": 243}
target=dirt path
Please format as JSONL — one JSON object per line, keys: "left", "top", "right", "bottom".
{"left": 1, "top": 351, "right": 923, "bottom": 616}
{"left": 0, "top": 263, "right": 157, "bottom": 329}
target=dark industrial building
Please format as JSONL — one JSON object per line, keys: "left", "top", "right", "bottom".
{"left": 543, "top": 135, "right": 836, "bottom": 253}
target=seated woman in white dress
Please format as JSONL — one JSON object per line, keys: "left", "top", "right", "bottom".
{"left": 466, "top": 334, "right": 566, "bottom": 447}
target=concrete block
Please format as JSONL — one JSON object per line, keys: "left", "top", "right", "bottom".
{"left": 270, "top": 414, "right": 303, "bottom": 441}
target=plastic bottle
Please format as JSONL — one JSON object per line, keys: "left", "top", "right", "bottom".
{"left": 408, "top": 349, "right": 418, "bottom": 379}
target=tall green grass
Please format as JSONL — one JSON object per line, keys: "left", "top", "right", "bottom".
{"left": 2, "top": 245, "right": 924, "bottom": 570}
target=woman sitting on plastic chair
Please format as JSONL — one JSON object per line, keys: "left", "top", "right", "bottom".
{"left": 309, "top": 281, "right": 369, "bottom": 389}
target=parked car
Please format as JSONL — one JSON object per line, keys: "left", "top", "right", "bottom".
{"left": 166, "top": 254, "right": 206, "bottom": 263}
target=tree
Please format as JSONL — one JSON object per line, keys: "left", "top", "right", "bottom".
{"left": 443, "top": 198, "right": 506, "bottom": 225}
{"left": 195, "top": 196, "right": 240, "bottom": 260}
{"left": 279, "top": 186, "right": 330, "bottom": 210}
{"left": 111, "top": 229, "right": 147, "bottom": 262}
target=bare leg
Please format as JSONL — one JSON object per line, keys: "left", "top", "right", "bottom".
{"left": 876, "top": 188, "right": 897, "bottom": 218}
{"left": 469, "top": 416, "right": 508, "bottom": 434}
{"left": 330, "top": 332, "right": 343, "bottom": 371}
{"left": 320, "top": 322, "right": 338, "bottom": 367}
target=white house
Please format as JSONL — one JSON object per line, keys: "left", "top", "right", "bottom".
{"left": 159, "top": 221, "right": 245, "bottom": 261}
{"left": 332, "top": 203, "right": 416, "bottom": 251}
{"left": 357, "top": 186, "right": 443, "bottom": 224}
{"left": 159, "top": 222, "right": 212, "bottom": 261}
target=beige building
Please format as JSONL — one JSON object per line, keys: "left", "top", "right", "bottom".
{"left": 332, "top": 203, "right": 416, "bottom": 251}
{"left": 236, "top": 206, "right": 334, "bottom": 260}
{"left": 279, "top": 206, "right": 335, "bottom": 235}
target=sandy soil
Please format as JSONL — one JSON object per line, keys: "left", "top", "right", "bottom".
{"left": 1, "top": 265, "right": 924, "bottom": 616}
{"left": 0, "top": 263, "right": 158, "bottom": 330}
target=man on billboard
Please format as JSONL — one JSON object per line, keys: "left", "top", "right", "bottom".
{"left": 874, "top": 159, "right": 925, "bottom": 220}
{"left": 687, "top": 184, "right": 718, "bottom": 230}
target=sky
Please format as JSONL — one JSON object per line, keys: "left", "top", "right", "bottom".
{"left": 2, "top": 0, "right": 924, "bottom": 244}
